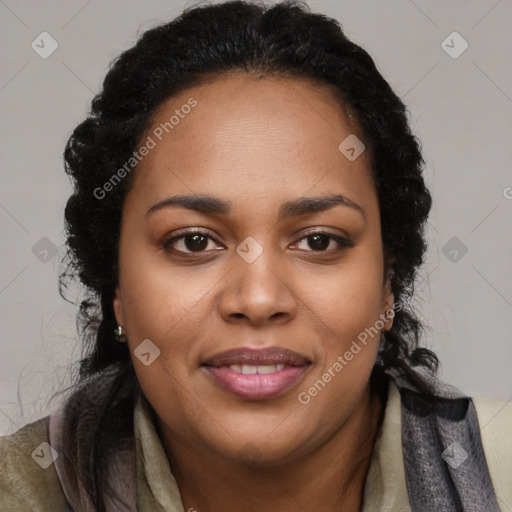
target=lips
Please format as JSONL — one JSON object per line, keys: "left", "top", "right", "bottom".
{"left": 202, "top": 346, "right": 311, "bottom": 367}
{"left": 201, "top": 346, "right": 311, "bottom": 400}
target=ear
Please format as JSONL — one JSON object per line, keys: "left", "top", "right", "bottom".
{"left": 113, "top": 286, "right": 124, "bottom": 326}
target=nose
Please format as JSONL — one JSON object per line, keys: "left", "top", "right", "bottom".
{"left": 218, "top": 247, "right": 297, "bottom": 327}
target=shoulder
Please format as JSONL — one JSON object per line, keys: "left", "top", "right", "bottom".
{"left": 472, "top": 394, "right": 512, "bottom": 505}
{"left": 473, "top": 394, "right": 512, "bottom": 458}
{"left": 0, "top": 416, "right": 70, "bottom": 511}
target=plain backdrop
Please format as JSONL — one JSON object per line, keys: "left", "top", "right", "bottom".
{"left": 0, "top": 0, "right": 511, "bottom": 435}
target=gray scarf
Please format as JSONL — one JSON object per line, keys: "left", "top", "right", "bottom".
{"left": 392, "top": 369, "right": 500, "bottom": 511}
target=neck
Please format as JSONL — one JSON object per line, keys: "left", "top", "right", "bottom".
{"left": 159, "top": 379, "right": 387, "bottom": 512}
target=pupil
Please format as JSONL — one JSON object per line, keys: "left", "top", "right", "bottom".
{"left": 309, "top": 234, "right": 329, "bottom": 251}
{"left": 186, "top": 234, "right": 208, "bottom": 252}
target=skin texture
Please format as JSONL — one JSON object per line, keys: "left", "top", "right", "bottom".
{"left": 113, "top": 72, "right": 394, "bottom": 512}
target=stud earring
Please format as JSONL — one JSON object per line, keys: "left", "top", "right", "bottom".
{"left": 114, "top": 325, "right": 127, "bottom": 342}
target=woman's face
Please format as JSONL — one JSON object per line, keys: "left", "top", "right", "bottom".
{"left": 114, "top": 73, "right": 394, "bottom": 463}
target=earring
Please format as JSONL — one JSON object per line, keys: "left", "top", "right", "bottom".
{"left": 114, "top": 325, "right": 127, "bottom": 342}
{"left": 384, "top": 308, "right": 394, "bottom": 321}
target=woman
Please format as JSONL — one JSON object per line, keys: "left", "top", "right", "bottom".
{"left": 1, "top": 1, "right": 510, "bottom": 511}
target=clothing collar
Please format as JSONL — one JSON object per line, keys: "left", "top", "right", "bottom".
{"left": 135, "top": 394, "right": 184, "bottom": 511}
{"left": 134, "top": 375, "right": 408, "bottom": 511}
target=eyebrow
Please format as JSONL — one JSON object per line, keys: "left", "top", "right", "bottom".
{"left": 145, "top": 193, "right": 366, "bottom": 222}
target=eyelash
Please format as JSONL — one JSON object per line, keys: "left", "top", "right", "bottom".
{"left": 160, "top": 228, "right": 354, "bottom": 256}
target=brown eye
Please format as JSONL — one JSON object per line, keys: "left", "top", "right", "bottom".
{"left": 181, "top": 233, "right": 210, "bottom": 252}
{"left": 304, "top": 234, "right": 331, "bottom": 251}
{"left": 294, "top": 230, "right": 354, "bottom": 252}
{"left": 162, "top": 229, "right": 219, "bottom": 254}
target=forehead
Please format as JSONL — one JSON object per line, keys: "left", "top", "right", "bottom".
{"left": 124, "top": 72, "right": 375, "bottom": 214}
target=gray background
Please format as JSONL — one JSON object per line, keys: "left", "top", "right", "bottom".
{"left": 0, "top": 0, "right": 511, "bottom": 435}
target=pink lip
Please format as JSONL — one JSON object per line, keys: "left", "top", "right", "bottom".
{"left": 203, "top": 364, "right": 310, "bottom": 400}
{"left": 201, "top": 346, "right": 311, "bottom": 400}
{"left": 202, "top": 346, "right": 310, "bottom": 367}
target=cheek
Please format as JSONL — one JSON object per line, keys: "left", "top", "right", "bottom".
{"left": 296, "top": 269, "right": 383, "bottom": 421}
{"left": 310, "top": 254, "right": 384, "bottom": 329}
{"left": 301, "top": 253, "right": 385, "bottom": 376}
{"left": 118, "top": 251, "right": 211, "bottom": 341}
{"left": 118, "top": 251, "right": 221, "bottom": 394}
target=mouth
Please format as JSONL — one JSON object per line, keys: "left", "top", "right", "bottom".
{"left": 201, "top": 346, "right": 312, "bottom": 400}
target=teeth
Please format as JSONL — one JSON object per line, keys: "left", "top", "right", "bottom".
{"left": 255, "top": 365, "right": 275, "bottom": 374}
{"left": 227, "top": 364, "right": 286, "bottom": 374}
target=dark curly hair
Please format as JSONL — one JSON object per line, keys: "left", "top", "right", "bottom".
{"left": 57, "top": 0, "right": 439, "bottom": 509}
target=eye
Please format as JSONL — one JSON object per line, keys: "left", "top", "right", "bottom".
{"left": 293, "top": 230, "right": 354, "bottom": 252}
{"left": 161, "top": 228, "right": 221, "bottom": 254}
